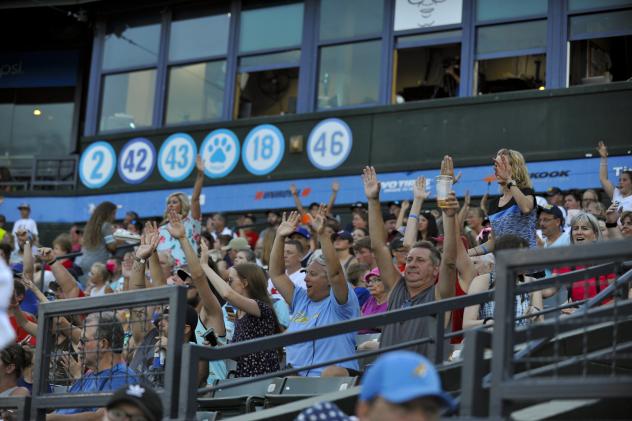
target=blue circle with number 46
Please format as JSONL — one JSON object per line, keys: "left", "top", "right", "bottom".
{"left": 158, "top": 133, "right": 198, "bottom": 182}
{"left": 118, "top": 138, "right": 156, "bottom": 184}
{"left": 307, "top": 118, "right": 353, "bottom": 170}
{"left": 79, "top": 141, "right": 117, "bottom": 189}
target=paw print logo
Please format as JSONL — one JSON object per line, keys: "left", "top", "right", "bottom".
{"left": 201, "top": 129, "right": 240, "bottom": 178}
{"left": 208, "top": 137, "right": 231, "bottom": 164}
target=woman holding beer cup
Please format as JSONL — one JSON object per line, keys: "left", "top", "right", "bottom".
{"left": 468, "top": 149, "right": 536, "bottom": 256}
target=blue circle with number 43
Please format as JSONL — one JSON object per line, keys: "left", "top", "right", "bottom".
{"left": 158, "top": 133, "right": 198, "bottom": 182}
{"left": 118, "top": 138, "right": 156, "bottom": 184}
{"left": 79, "top": 141, "right": 117, "bottom": 189}
{"left": 307, "top": 118, "right": 353, "bottom": 170}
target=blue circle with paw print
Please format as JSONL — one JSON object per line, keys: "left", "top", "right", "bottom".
{"left": 200, "top": 129, "right": 240, "bottom": 178}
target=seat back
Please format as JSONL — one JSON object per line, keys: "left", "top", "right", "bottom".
{"left": 277, "top": 376, "right": 357, "bottom": 396}
{"left": 213, "top": 377, "right": 282, "bottom": 398}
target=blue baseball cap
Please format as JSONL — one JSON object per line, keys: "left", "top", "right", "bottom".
{"left": 359, "top": 351, "right": 456, "bottom": 411}
{"left": 292, "top": 226, "right": 311, "bottom": 240}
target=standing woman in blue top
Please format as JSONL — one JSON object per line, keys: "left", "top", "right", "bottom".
{"left": 157, "top": 156, "right": 204, "bottom": 267}
{"left": 270, "top": 207, "right": 360, "bottom": 377}
{"left": 468, "top": 149, "right": 537, "bottom": 256}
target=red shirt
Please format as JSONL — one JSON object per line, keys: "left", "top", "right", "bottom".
{"left": 553, "top": 266, "right": 615, "bottom": 304}
{"left": 10, "top": 313, "right": 37, "bottom": 346}
{"left": 450, "top": 277, "right": 467, "bottom": 344}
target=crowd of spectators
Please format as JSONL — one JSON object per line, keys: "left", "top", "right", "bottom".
{"left": 0, "top": 141, "right": 630, "bottom": 417}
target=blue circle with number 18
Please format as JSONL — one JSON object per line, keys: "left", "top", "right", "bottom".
{"left": 158, "top": 133, "right": 198, "bottom": 182}
{"left": 118, "top": 137, "right": 156, "bottom": 184}
{"left": 242, "top": 124, "right": 285, "bottom": 176}
{"left": 79, "top": 141, "right": 117, "bottom": 189}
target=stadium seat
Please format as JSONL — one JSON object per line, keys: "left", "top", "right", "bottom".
{"left": 264, "top": 376, "right": 358, "bottom": 408}
{"left": 197, "top": 377, "right": 283, "bottom": 417}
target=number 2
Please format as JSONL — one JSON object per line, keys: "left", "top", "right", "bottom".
{"left": 90, "top": 151, "right": 104, "bottom": 179}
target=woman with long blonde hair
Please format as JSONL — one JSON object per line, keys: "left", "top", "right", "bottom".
{"left": 468, "top": 149, "right": 537, "bottom": 256}
{"left": 79, "top": 201, "right": 122, "bottom": 283}
{"left": 156, "top": 156, "right": 205, "bottom": 266}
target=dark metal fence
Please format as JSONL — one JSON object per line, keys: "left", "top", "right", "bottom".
{"left": 28, "top": 286, "right": 186, "bottom": 420}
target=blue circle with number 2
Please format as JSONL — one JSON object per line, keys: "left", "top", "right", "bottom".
{"left": 79, "top": 141, "right": 117, "bottom": 189}
{"left": 307, "top": 118, "right": 353, "bottom": 171}
{"left": 158, "top": 133, "right": 198, "bottom": 182}
{"left": 242, "top": 124, "right": 285, "bottom": 176}
{"left": 118, "top": 137, "right": 156, "bottom": 184}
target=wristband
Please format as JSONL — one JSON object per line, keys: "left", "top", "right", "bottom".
{"left": 605, "top": 222, "right": 618, "bottom": 228}
{"left": 408, "top": 213, "right": 418, "bottom": 219}
{"left": 481, "top": 245, "right": 489, "bottom": 254}
{"left": 134, "top": 256, "right": 146, "bottom": 264}
{"left": 483, "top": 317, "right": 492, "bottom": 325}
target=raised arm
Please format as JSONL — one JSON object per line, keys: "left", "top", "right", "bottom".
{"left": 290, "top": 184, "right": 307, "bottom": 216}
{"left": 597, "top": 141, "right": 615, "bottom": 199}
{"left": 21, "top": 235, "right": 34, "bottom": 280}
{"left": 313, "top": 204, "right": 348, "bottom": 303}
{"left": 403, "top": 176, "right": 427, "bottom": 248}
{"left": 168, "top": 210, "right": 225, "bottom": 334}
{"left": 457, "top": 191, "right": 470, "bottom": 232}
{"left": 494, "top": 155, "right": 534, "bottom": 214}
{"left": 10, "top": 300, "right": 38, "bottom": 337}
{"left": 605, "top": 202, "right": 623, "bottom": 239}
{"left": 463, "top": 274, "right": 492, "bottom": 329}
{"left": 363, "top": 166, "right": 399, "bottom": 290}
{"left": 437, "top": 192, "right": 458, "bottom": 300}
{"left": 326, "top": 181, "right": 340, "bottom": 216}
{"left": 39, "top": 247, "right": 80, "bottom": 299}
{"left": 130, "top": 228, "right": 159, "bottom": 292}
{"left": 191, "top": 155, "right": 205, "bottom": 221}
{"left": 19, "top": 274, "right": 49, "bottom": 304}
{"left": 269, "top": 211, "right": 301, "bottom": 306}
{"left": 144, "top": 222, "right": 166, "bottom": 287}
{"left": 395, "top": 200, "right": 410, "bottom": 231}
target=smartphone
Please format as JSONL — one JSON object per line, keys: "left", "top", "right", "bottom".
{"left": 202, "top": 327, "right": 218, "bottom": 347}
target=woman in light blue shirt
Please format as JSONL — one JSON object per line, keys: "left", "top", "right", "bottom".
{"left": 270, "top": 207, "right": 360, "bottom": 377}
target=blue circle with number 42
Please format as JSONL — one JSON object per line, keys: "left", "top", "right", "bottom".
{"left": 79, "top": 141, "right": 117, "bottom": 189}
{"left": 307, "top": 118, "right": 353, "bottom": 170}
{"left": 118, "top": 138, "right": 156, "bottom": 184}
{"left": 158, "top": 133, "right": 198, "bottom": 182}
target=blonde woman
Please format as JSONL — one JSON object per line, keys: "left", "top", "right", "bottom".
{"left": 469, "top": 149, "right": 536, "bottom": 256}
{"left": 157, "top": 156, "right": 204, "bottom": 266}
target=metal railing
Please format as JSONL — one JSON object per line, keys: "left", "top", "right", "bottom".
{"left": 29, "top": 286, "right": 186, "bottom": 420}
{"left": 488, "top": 238, "right": 632, "bottom": 418}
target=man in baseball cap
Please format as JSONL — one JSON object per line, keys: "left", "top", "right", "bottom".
{"left": 296, "top": 351, "right": 454, "bottom": 421}
{"left": 103, "top": 383, "right": 163, "bottom": 421}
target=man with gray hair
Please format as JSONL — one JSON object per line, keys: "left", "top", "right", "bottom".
{"left": 49, "top": 313, "right": 138, "bottom": 418}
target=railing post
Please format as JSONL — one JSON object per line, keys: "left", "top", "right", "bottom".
{"left": 178, "top": 343, "right": 200, "bottom": 420}
{"left": 434, "top": 311, "right": 445, "bottom": 365}
{"left": 460, "top": 329, "right": 491, "bottom": 417}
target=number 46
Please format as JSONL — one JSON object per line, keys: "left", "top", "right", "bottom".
{"left": 313, "top": 131, "right": 344, "bottom": 157}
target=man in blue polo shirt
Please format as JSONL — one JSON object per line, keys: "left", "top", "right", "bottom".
{"left": 48, "top": 313, "right": 138, "bottom": 419}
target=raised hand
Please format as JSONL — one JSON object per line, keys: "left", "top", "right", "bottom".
{"left": 200, "top": 239, "right": 210, "bottom": 267}
{"left": 413, "top": 176, "right": 428, "bottom": 201}
{"left": 441, "top": 192, "right": 459, "bottom": 217}
{"left": 18, "top": 274, "right": 37, "bottom": 291}
{"left": 196, "top": 154, "right": 205, "bottom": 173}
{"left": 401, "top": 200, "right": 410, "bottom": 212}
{"left": 362, "top": 166, "right": 380, "bottom": 200}
{"left": 597, "top": 141, "right": 608, "bottom": 158}
{"left": 38, "top": 247, "right": 55, "bottom": 264}
{"left": 277, "top": 211, "right": 300, "bottom": 237}
{"left": 136, "top": 222, "right": 160, "bottom": 259}
{"left": 605, "top": 202, "right": 620, "bottom": 224}
{"left": 463, "top": 190, "right": 471, "bottom": 208}
{"left": 289, "top": 184, "right": 298, "bottom": 195}
{"left": 494, "top": 154, "right": 512, "bottom": 184}
{"left": 167, "top": 209, "right": 186, "bottom": 239}
{"left": 311, "top": 204, "right": 327, "bottom": 235}
{"left": 331, "top": 181, "right": 340, "bottom": 193}
{"left": 440, "top": 155, "right": 455, "bottom": 179}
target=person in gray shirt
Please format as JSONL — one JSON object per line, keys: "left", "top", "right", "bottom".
{"left": 362, "top": 166, "right": 457, "bottom": 360}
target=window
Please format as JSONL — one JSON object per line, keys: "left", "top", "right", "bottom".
{"left": 568, "top": 0, "right": 632, "bottom": 12}
{"left": 476, "top": 0, "right": 547, "bottom": 22}
{"left": 394, "top": 43, "right": 461, "bottom": 103}
{"left": 100, "top": 70, "right": 156, "bottom": 131}
{"left": 476, "top": 20, "right": 547, "bottom": 55}
{"left": 394, "top": 0, "right": 462, "bottom": 32}
{"left": 318, "top": 41, "right": 382, "bottom": 109}
{"left": 476, "top": 54, "right": 546, "bottom": 94}
{"left": 569, "top": 9, "right": 632, "bottom": 38}
{"left": 239, "top": 3, "right": 304, "bottom": 53}
{"left": 0, "top": 88, "right": 74, "bottom": 157}
{"left": 99, "top": 17, "right": 160, "bottom": 132}
{"left": 165, "top": 9, "right": 231, "bottom": 125}
{"left": 569, "top": 36, "right": 632, "bottom": 85}
{"left": 166, "top": 62, "right": 226, "bottom": 125}
{"left": 319, "top": 0, "right": 383, "bottom": 41}
{"left": 235, "top": 67, "right": 300, "bottom": 118}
